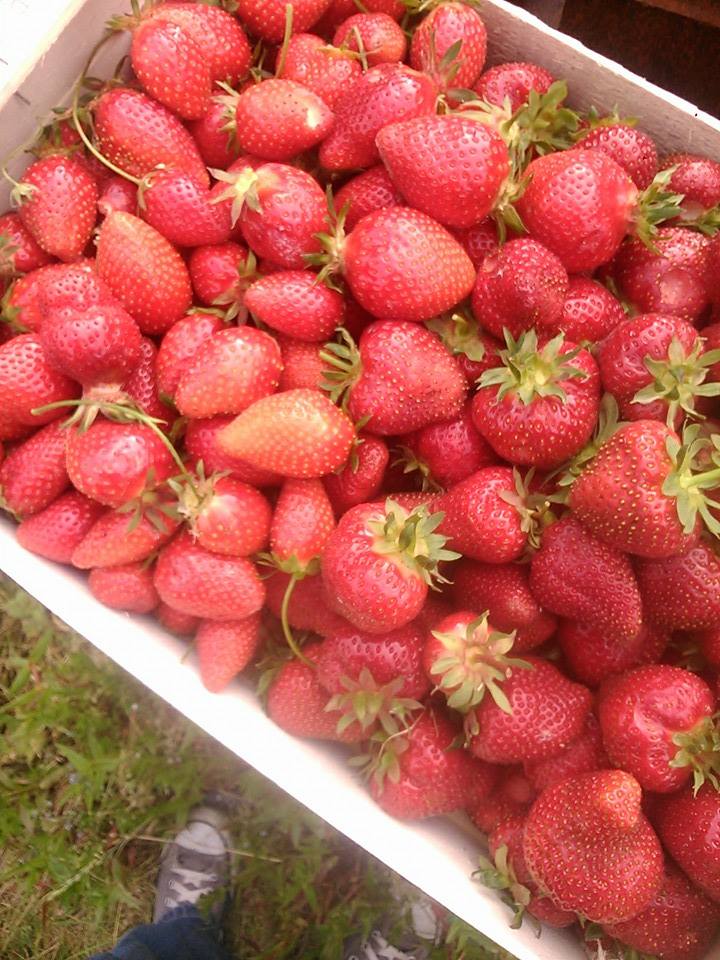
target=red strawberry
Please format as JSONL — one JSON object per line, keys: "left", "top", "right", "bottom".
{"left": 333, "top": 13, "right": 407, "bottom": 65}
{"left": 278, "top": 336, "right": 327, "bottom": 391}
{"left": 97, "top": 175, "right": 138, "bottom": 218}
{"left": 529, "top": 516, "right": 643, "bottom": 641}
{"left": 635, "top": 540, "right": 720, "bottom": 631}
{"left": 558, "top": 618, "right": 667, "bottom": 688}
{"left": 474, "top": 61, "right": 555, "bottom": 111}
{"left": 245, "top": 270, "right": 343, "bottom": 342}
{"left": 187, "top": 100, "right": 240, "bottom": 169}
{"left": 138, "top": 167, "right": 231, "bottom": 247}
{"left": 88, "top": 561, "right": 159, "bottom": 613}
{"left": 156, "top": 602, "right": 199, "bottom": 636}
{"left": 235, "top": 0, "right": 332, "bottom": 42}
{"left": 177, "top": 475, "right": 272, "bottom": 557}
{"left": 576, "top": 123, "right": 658, "bottom": 189}
{"left": 323, "top": 434, "right": 388, "bottom": 513}
{"left": 0, "top": 421, "right": 68, "bottom": 517}
{"left": 185, "top": 415, "right": 281, "bottom": 487}
{"left": 16, "top": 490, "right": 103, "bottom": 564}
{"left": 317, "top": 0, "right": 403, "bottom": 32}
{"left": 219, "top": 388, "right": 355, "bottom": 478}
{"left": 2, "top": 271, "right": 47, "bottom": 333}
{"left": 16, "top": 155, "right": 97, "bottom": 263}
{"left": 602, "top": 861, "right": 720, "bottom": 960}
{"left": 471, "top": 238, "right": 569, "bottom": 340}
{"left": 452, "top": 218, "right": 499, "bottom": 269}
{"left": 612, "top": 227, "right": 713, "bottom": 323}
{"left": 450, "top": 560, "right": 557, "bottom": 654}
{"left": 523, "top": 713, "right": 609, "bottom": 792}
{"left": 410, "top": 2, "right": 487, "bottom": 91}
{"left": 72, "top": 509, "right": 177, "bottom": 568}
{"left": 377, "top": 116, "right": 509, "bottom": 230}
{"left": 123, "top": 337, "right": 175, "bottom": 427}
{"left": 156, "top": 311, "right": 226, "bottom": 399}
{"left": 0, "top": 211, "right": 53, "bottom": 275}
{"left": 265, "top": 571, "right": 352, "bottom": 637}
{"left": 36, "top": 260, "right": 113, "bottom": 322}
{"left": 473, "top": 330, "right": 600, "bottom": 469}
{"left": 598, "top": 664, "right": 719, "bottom": 794}
{"left": 174, "top": 326, "right": 282, "bottom": 419}
{"left": 153, "top": 530, "right": 265, "bottom": 619}
{"left": 339, "top": 207, "right": 475, "bottom": 322}
{"left": 96, "top": 212, "right": 192, "bottom": 334}
{"left": 321, "top": 499, "right": 458, "bottom": 633}
{"left": 334, "top": 165, "right": 403, "bottom": 233}
{"left": 523, "top": 770, "right": 664, "bottom": 923}
{"left": 319, "top": 64, "right": 438, "bottom": 171}
{"left": 130, "top": 18, "right": 211, "bottom": 120}
{"left": 558, "top": 276, "right": 626, "bottom": 342}
{"left": 93, "top": 87, "right": 208, "bottom": 184}
{"left": 654, "top": 784, "right": 720, "bottom": 902}
{"left": 695, "top": 626, "right": 720, "bottom": 668}
{"left": 188, "top": 241, "right": 252, "bottom": 313}
{"left": 0, "top": 334, "right": 79, "bottom": 440}
{"left": 196, "top": 614, "right": 261, "bottom": 692}
{"left": 516, "top": 149, "right": 638, "bottom": 273}
{"left": 661, "top": 152, "right": 720, "bottom": 217}
{"left": 65, "top": 420, "right": 175, "bottom": 508}
{"left": 278, "top": 33, "right": 362, "bottom": 111}
{"left": 231, "top": 79, "right": 333, "bottom": 162}
{"left": 270, "top": 477, "right": 335, "bottom": 573}
{"left": 325, "top": 321, "right": 466, "bottom": 435}
{"left": 467, "top": 765, "right": 535, "bottom": 834}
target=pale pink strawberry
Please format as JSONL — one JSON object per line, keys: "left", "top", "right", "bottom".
{"left": 16, "top": 491, "right": 103, "bottom": 564}
{"left": 89, "top": 562, "right": 159, "bottom": 613}
{"left": 410, "top": 2, "right": 487, "bottom": 91}
{"left": 196, "top": 615, "right": 261, "bottom": 692}
{"left": 0, "top": 421, "right": 68, "bottom": 517}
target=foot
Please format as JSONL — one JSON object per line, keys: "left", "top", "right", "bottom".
{"left": 153, "top": 804, "right": 232, "bottom": 923}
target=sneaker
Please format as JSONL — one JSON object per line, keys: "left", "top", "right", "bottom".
{"left": 153, "top": 804, "right": 232, "bottom": 923}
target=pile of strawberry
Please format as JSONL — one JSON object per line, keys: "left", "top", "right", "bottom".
{"left": 3, "top": 0, "right": 720, "bottom": 956}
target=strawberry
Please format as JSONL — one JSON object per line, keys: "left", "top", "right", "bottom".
{"left": 123, "top": 337, "right": 175, "bottom": 427}
{"left": 235, "top": 0, "right": 332, "bottom": 42}
{"left": 276, "top": 336, "right": 325, "bottom": 392}
{"left": 319, "top": 64, "right": 438, "bottom": 171}
{"left": 40, "top": 302, "right": 142, "bottom": 388}
{"left": 654, "top": 784, "right": 720, "bottom": 902}
{"left": 323, "top": 434, "right": 389, "bottom": 513}
{"left": 612, "top": 227, "right": 713, "bottom": 323}
{"left": 316, "top": 0, "right": 403, "bottom": 32}
{"left": 335, "top": 207, "right": 476, "bottom": 322}
{"left": 425, "top": 309, "right": 501, "bottom": 384}
{"left": 185, "top": 415, "right": 281, "bottom": 487}
{"left": 523, "top": 770, "right": 664, "bottom": 923}
{"left": 602, "top": 861, "right": 720, "bottom": 960}
{"left": 410, "top": 2, "right": 487, "bottom": 91}
{"left": 473, "top": 61, "right": 555, "bottom": 111}
{"left": 635, "top": 540, "right": 720, "bottom": 631}
{"left": 138, "top": 167, "right": 231, "bottom": 248}
{"left": 97, "top": 175, "right": 138, "bottom": 218}
{"left": 219, "top": 388, "right": 355, "bottom": 478}
{"left": 376, "top": 116, "right": 510, "bottom": 230}
{"left": 471, "top": 238, "right": 569, "bottom": 340}
{"left": 176, "top": 474, "right": 272, "bottom": 557}
{"left": 399, "top": 403, "right": 497, "bottom": 490}
{"left": 278, "top": 33, "right": 362, "bottom": 111}
{"left": 450, "top": 560, "right": 557, "bottom": 654}
{"left": 266, "top": 641, "right": 365, "bottom": 742}
{"left": 16, "top": 491, "right": 103, "bottom": 564}
{"left": 660, "top": 152, "right": 720, "bottom": 218}
{"left": 558, "top": 618, "right": 667, "bottom": 688}
{"left": 96, "top": 212, "right": 192, "bottom": 334}
{"left": 598, "top": 664, "right": 719, "bottom": 794}
{"left": 568, "top": 420, "right": 706, "bottom": 559}
{"left": 129, "top": 17, "right": 211, "bottom": 120}
{"left": 473, "top": 330, "right": 600, "bottom": 469}
{"left": 694, "top": 625, "right": 720, "bottom": 668}
{"left": 467, "top": 765, "right": 535, "bottom": 834}
{"left": 2, "top": 270, "right": 49, "bottom": 333}
{"left": 452, "top": 218, "right": 499, "bottom": 269}
{"left": 333, "top": 13, "right": 407, "bottom": 65}
{"left": 156, "top": 602, "right": 199, "bottom": 636}
{"left": 558, "top": 276, "right": 626, "bottom": 342}
{"left": 174, "top": 326, "right": 282, "bottom": 419}
{"left": 71, "top": 509, "right": 177, "bottom": 569}
{"left": 0, "top": 334, "right": 79, "bottom": 441}
{"left": 0, "top": 421, "right": 68, "bottom": 518}
{"left": 334, "top": 165, "right": 404, "bottom": 233}
{"left": 187, "top": 100, "right": 240, "bottom": 169}
{"left": 15, "top": 155, "right": 97, "bottom": 263}
{"left": 323, "top": 321, "right": 466, "bottom": 435}
{"left": 231, "top": 79, "right": 334, "bottom": 162}
{"left": 244, "top": 270, "right": 343, "bottom": 342}
{"left": 575, "top": 123, "right": 658, "bottom": 189}
{"left": 0, "top": 211, "right": 53, "bottom": 275}
{"left": 188, "top": 241, "right": 252, "bottom": 313}
{"left": 270, "top": 478, "right": 335, "bottom": 573}
{"left": 92, "top": 87, "right": 208, "bottom": 184}
{"left": 88, "top": 562, "right": 159, "bottom": 613}
{"left": 196, "top": 614, "right": 261, "bottom": 692}
{"left": 321, "top": 498, "right": 459, "bottom": 633}
{"left": 153, "top": 530, "right": 265, "bottom": 620}
{"left": 265, "top": 571, "right": 352, "bottom": 637}
{"left": 65, "top": 420, "right": 175, "bottom": 508}
{"left": 36, "top": 260, "right": 113, "bottom": 323}
{"left": 529, "top": 516, "right": 643, "bottom": 641}
{"left": 523, "top": 713, "right": 609, "bottom": 792}
{"left": 156, "top": 311, "right": 227, "bottom": 399}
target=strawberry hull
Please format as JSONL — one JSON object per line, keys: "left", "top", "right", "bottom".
{"left": 2, "top": 3, "right": 720, "bottom": 960}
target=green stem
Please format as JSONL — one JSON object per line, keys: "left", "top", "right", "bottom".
{"left": 274, "top": 4, "right": 294, "bottom": 78}
{"left": 280, "top": 575, "right": 313, "bottom": 667}
{"left": 684, "top": 466, "right": 720, "bottom": 489}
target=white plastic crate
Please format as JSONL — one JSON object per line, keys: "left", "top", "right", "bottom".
{"left": 1, "top": 2, "right": 719, "bottom": 958}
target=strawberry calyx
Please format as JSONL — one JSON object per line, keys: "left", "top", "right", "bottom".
{"left": 0, "top": 234, "right": 19, "bottom": 279}
{"left": 429, "top": 611, "right": 528, "bottom": 713}
{"left": 391, "top": 445, "right": 443, "bottom": 493}
{"left": 479, "top": 329, "right": 589, "bottom": 406}
{"left": 499, "top": 467, "right": 559, "bottom": 551}
{"left": 663, "top": 425, "right": 720, "bottom": 538}
{"left": 670, "top": 713, "right": 720, "bottom": 794}
{"left": 680, "top": 202, "right": 720, "bottom": 237}
{"left": 633, "top": 167, "right": 686, "bottom": 249}
{"left": 474, "top": 845, "right": 535, "bottom": 931}
{"left": 209, "top": 164, "right": 262, "bottom": 225}
{"left": 304, "top": 188, "right": 348, "bottom": 291}
{"left": 0, "top": 281, "right": 28, "bottom": 332}
{"left": 325, "top": 667, "right": 423, "bottom": 737}
{"left": 115, "top": 467, "right": 180, "bottom": 534}
{"left": 211, "top": 249, "right": 258, "bottom": 323}
{"left": 367, "top": 499, "right": 461, "bottom": 588}
{"left": 632, "top": 335, "right": 720, "bottom": 424}
{"left": 348, "top": 716, "right": 419, "bottom": 792}
{"left": 556, "top": 394, "right": 625, "bottom": 489}
{"left": 320, "top": 327, "right": 362, "bottom": 407}
{"left": 426, "top": 309, "right": 488, "bottom": 364}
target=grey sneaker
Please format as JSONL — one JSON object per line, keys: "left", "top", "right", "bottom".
{"left": 153, "top": 805, "right": 232, "bottom": 922}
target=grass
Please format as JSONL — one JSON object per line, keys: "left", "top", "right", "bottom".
{"left": 0, "top": 573, "right": 515, "bottom": 960}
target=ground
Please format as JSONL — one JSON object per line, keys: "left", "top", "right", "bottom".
{"left": 0, "top": 574, "right": 515, "bottom": 960}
